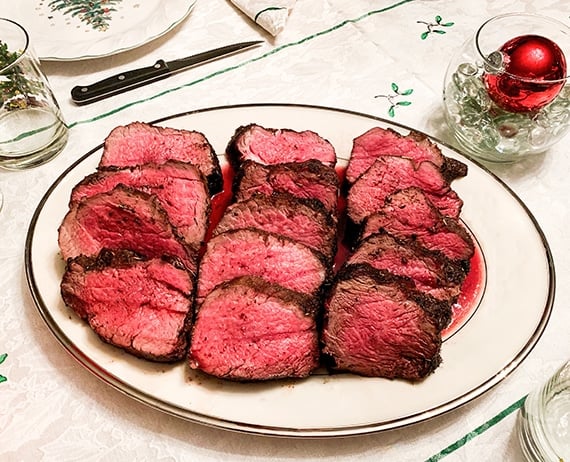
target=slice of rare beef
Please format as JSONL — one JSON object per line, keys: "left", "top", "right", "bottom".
{"left": 361, "top": 187, "right": 475, "bottom": 262}
{"left": 346, "top": 127, "right": 444, "bottom": 182}
{"left": 98, "top": 122, "right": 223, "bottom": 194}
{"left": 227, "top": 123, "right": 337, "bottom": 168}
{"left": 345, "top": 127, "right": 467, "bottom": 185}
{"left": 346, "top": 155, "right": 463, "bottom": 224}
{"left": 58, "top": 184, "right": 197, "bottom": 274}
{"left": 196, "top": 228, "right": 329, "bottom": 305}
{"left": 61, "top": 250, "right": 193, "bottom": 362}
{"left": 70, "top": 161, "right": 211, "bottom": 249}
{"left": 321, "top": 264, "right": 449, "bottom": 380}
{"left": 233, "top": 159, "right": 339, "bottom": 214}
{"left": 347, "top": 231, "right": 466, "bottom": 303}
{"left": 213, "top": 192, "right": 337, "bottom": 261}
{"left": 189, "top": 276, "right": 320, "bottom": 381}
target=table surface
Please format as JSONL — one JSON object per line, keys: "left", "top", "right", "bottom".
{"left": 1, "top": 1, "right": 569, "bottom": 460}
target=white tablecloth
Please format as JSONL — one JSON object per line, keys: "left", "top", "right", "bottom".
{"left": 1, "top": 1, "right": 569, "bottom": 460}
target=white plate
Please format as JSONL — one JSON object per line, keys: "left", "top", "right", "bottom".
{"left": 25, "top": 104, "right": 554, "bottom": 437}
{"left": 6, "top": 0, "right": 196, "bottom": 61}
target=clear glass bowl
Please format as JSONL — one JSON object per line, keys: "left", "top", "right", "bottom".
{"left": 443, "top": 13, "right": 570, "bottom": 163}
{"left": 517, "top": 361, "right": 570, "bottom": 461}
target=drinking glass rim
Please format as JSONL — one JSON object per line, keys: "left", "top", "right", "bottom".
{"left": 0, "top": 17, "right": 30, "bottom": 74}
{"left": 475, "top": 12, "right": 570, "bottom": 85}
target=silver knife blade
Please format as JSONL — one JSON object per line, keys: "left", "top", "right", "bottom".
{"left": 71, "top": 40, "right": 263, "bottom": 105}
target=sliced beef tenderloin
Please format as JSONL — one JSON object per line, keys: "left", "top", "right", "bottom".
{"left": 346, "top": 155, "right": 463, "bottom": 224}
{"left": 58, "top": 185, "right": 197, "bottom": 274}
{"left": 69, "top": 161, "right": 211, "bottom": 249}
{"left": 213, "top": 192, "right": 337, "bottom": 262}
{"left": 189, "top": 276, "right": 320, "bottom": 381}
{"left": 196, "top": 228, "right": 329, "bottom": 305}
{"left": 361, "top": 187, "right": 475, "bottom": 262}
{"left": 346, "top": 127, "right": 443, "bottom": 182}
{"left": 61, "top": 250, "right": 193, "bottom": 362}
{"left": 321, "top": 264, "right": 450, "bottom": 380}
{"left": 345, "top": 127, "right": 467, "bottom": 185}
{"left": 98, "top": 122, "right": 222, "bottom": 194}
{"left": 233, "top": 159, "right": 340, "bottom": 215}
{"left": 227, "top": 123, "right": 337, "bottom": 169}
{"left": 347, "top": 231, "right": 467, "bottom": 303}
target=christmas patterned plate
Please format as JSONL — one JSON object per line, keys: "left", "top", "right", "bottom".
{"left": 6, "top": 0, "right": 197, "bottom": 61}
{"left": 25, "top": 104, "right": 554, "bottom": 437}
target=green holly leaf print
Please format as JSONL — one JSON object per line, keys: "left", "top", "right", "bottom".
{"left": 418, "top": 15, "right": 454, "bottom": 39}
{"left": 376, "top": 82, "right": 414, "bottom": 117}
{"left": 0, "top": 353, "right": 7, "bottom": 383}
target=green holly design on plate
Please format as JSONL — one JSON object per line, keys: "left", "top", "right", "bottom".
{"left": 48, "top": 0, "right": 123, "bottom": 32}
{"left": 375, "top": 83, "right": 413, "bottom": 117}
{"left": 417, "top": 15, "right": 454, "bottom": 40}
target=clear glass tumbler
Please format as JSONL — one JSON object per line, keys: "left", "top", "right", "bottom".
{"left": 0, "top": 17, "right": 68, "bottom": 170}
{"left": 443, "top": 13, "right": 570, "bottom": 163}
{"left": 517, "top": 360, "right": 570, "bottom": 461}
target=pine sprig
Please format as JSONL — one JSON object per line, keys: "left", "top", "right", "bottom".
{"left": 0, "top": 41, "right": 44, "bottom": 110}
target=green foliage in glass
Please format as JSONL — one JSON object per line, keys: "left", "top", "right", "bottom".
{"left": 0, "top": 40, "right": 44, "bottom": 110}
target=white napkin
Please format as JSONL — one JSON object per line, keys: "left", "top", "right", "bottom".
{"left": 231, "top": 0, "right": 296, "bottom": 36}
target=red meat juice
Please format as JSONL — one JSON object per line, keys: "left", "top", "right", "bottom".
{"left": 204, "top": 163, "right": 235, "bottom": 244}
{"left": 206, "top": 162, "right": 485, "bottom": 338}
{"left": 442, "top": 243, "right": 485, "bottom": 338}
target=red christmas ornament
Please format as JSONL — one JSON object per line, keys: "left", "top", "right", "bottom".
{"left": 483, "top": 34, "right": 567, "bottom": 113}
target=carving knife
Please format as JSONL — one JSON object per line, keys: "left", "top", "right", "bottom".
{"left": 71, "top": 40, "right": 263, "bottom": 105}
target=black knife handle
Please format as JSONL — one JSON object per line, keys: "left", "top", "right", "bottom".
{"left": 71, "top": 60, "right": 171, "bottom": 105}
